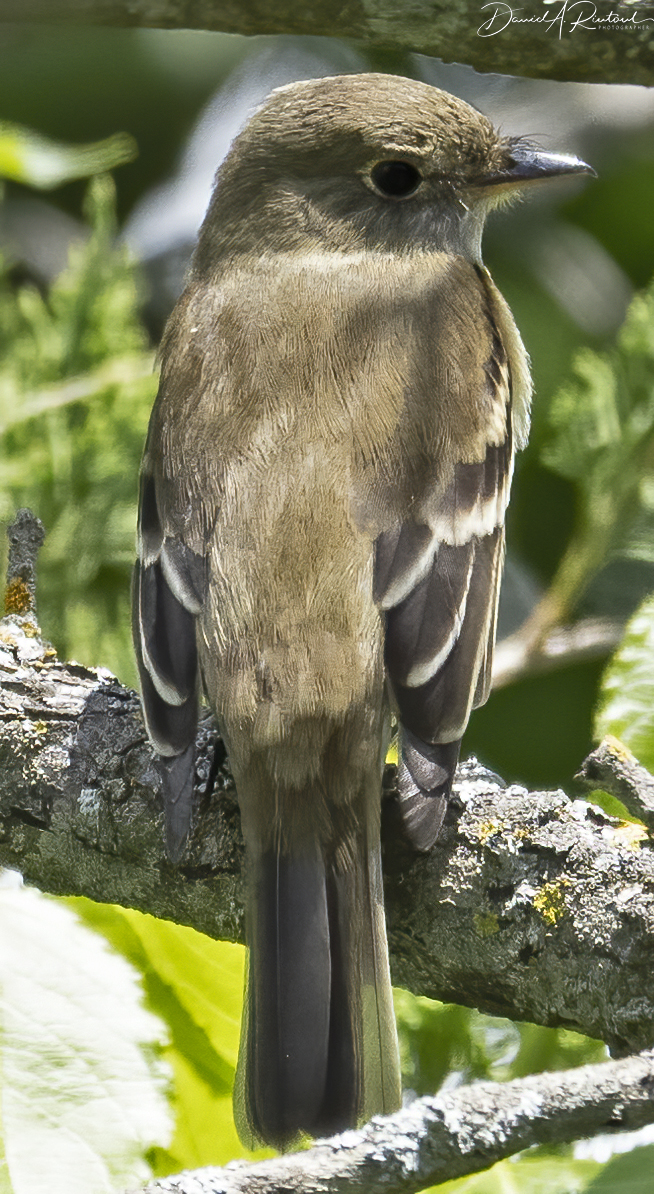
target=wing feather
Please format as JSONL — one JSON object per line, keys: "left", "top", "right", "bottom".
{"left": 378, "top": 297, "right": 513, "bottom": 850}
{"left": 133, "top": 460, "right": 207, "bottom": 857}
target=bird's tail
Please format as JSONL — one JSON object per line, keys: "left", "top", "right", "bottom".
{"left": 233, "top": 810, "right": 401, "bottom": 1149}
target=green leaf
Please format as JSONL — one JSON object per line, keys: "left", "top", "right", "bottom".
{"left": 0, "top": 122, "right": 136, "bottom": 189}
{"left": 595, "top": 593, "right": 654, "bottom": 772}
{"left": 0, "top": 881, "right": 172, "bottom": 1193}
{"left": 69, "top": 900, "right": 271, "bottom": 1174}
{"left": 423, "top": 1151, "right": 600, "bottom": 1194}
{"left": 584, "top": 1145, "right": 654, "bottom": 1193}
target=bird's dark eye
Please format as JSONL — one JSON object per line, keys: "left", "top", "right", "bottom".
{"left": 370, "top": 160, "right": 422, "bottom": 198}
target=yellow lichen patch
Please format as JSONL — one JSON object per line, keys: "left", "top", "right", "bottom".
{"left": 533, "top": 879, "right": 570, "bottom": 925}
{"left": 474, "top": 912, "right": 499, "bottom": 936}
{"left": 385, "top": 738, "right": 398, "bottom": 765}
{"left": 611, "top": 820, "right": 648, "bottom": 850}
{"left": 478, "top": 820, "right": 503, "bottom": 845}
{"left": 602, "top": 735, "right": 635, "bottom": 764}
{"left": 4, "top": 578, "right": 32, "bottom": 616}
{"left": 34, "top": 647, "right": 57, "bottom": 665}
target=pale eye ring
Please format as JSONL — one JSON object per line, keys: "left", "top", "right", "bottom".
{"left": 370, "top": 160, "right": 422, "bottom": 198}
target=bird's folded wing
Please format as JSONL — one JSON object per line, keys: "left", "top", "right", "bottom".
{"left": 375, "top": 302, "right": 513, "bottom": 849}
{"left": 133, "top": 452, "right": 208, "bottom": 856}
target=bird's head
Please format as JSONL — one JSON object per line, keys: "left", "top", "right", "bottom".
{"left": 196, "top": 73, "right": 594, "bottom": 265}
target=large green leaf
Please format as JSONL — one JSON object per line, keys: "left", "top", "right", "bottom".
{"left": 595, "top": 593, "right": 654, "bottom": 773}
{"left": 584, "top": 1145, "right": 654, "bottom": 1193}
{"left": 0, "top": 880, "right": 171, "bottom": 1194}
{"left": 69, "top": 900, "right": 271, "bottom": 1175}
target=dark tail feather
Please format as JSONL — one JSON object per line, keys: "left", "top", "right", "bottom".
{"left": 338, "top": 838, "right": 402, "bottom": 1125}
{"left": 397, "top": 730, "right": 460, "bottom": 851}
{"left": 234, "top": 826, "right": 401, "bottom": 1149}
{"left": 161, "top": 745, "right": 195, "bottom": 862}
{"left": 239, "top": 851, "right": 333, "bottom": 1148}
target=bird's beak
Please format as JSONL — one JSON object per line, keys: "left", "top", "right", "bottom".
{"left": 478, "top": 146, "right": 596, "bottom": 189}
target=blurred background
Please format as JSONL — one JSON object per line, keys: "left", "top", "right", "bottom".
{"left": 1, "top": 26, "right": 654, "bottom": 1192}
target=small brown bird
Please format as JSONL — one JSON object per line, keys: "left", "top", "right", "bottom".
{"left": 133, "top": 73, "right": 593, "bottom": 1149}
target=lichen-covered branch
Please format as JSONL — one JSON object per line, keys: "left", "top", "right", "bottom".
{"left": 1, "top": 614, "right": 654, "bottom": 1056}
{"left": 577, "top": 735, "right": 654, "bottom": 832}
{"left": 132, "top": 1047, "right": 654, "bottom": 1194}
{"left": 1, "top": 0, "right": 653, "bottom": 87}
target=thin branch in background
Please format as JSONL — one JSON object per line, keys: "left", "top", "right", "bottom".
{"left": 0, "top": 352, "right": 155, "bottom": 434}
{"left": 132, "top": 1048, "right": 654, "bottom": 1194}
{"left": 492, "top": 615, "right": 624, "bottom": 689}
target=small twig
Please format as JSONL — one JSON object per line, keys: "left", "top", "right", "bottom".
{"left": 0, "top": 353, "right": 155, "bottom": 435}
{"left": 4, "top": 508, "right": 45, "bottom": 619}
{"left": 133, "top": 1048, "right": 654, "bottom": 1194}
{"left": 493, "top": 616, "right": 624, "bottom": 690}
{"left": 576, "top": 735, "right": 654, "bottom": 832}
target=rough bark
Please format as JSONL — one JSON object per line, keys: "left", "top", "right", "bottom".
{"left": 2, "top": 612, "right": 654, "bottom": 1058}
{"left": 131, "top": 1048, "right": 654, "bottom": 1194}
{"left": 1, "top": 0, "right": 653, "bottom": 87}
{"left": 577, "top": 735, "right": 654, "bottom": 832}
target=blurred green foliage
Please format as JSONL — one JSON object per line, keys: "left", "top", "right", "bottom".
{"left": 584, "top": 1146, "right": 654, "bottom": 1194}
{"left": 542, "top": 280, "right": 654, "bottom": 602}
{"left": 566, "top": 151, "right": 654, "bottom": 291}
{"left": 0, "top": 172, "right": 155, "bottom": 683}
{"left": 0, "top": 27, "right": 248, "bottom": 220}
{"left": 393, "top": 990, "right": 606, "bottom": 1097}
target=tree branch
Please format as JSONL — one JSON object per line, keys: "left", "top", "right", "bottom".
{"left": 1, "top": 0, "right": 653, "bottom": 87}
{"left": 492, "top": 615, "right": 624, "bottom": 690}
{"left": 130, "top": 1048, "right": 654, "bottom": 1194}
{"left": 2, "top": 610, "right": 654, "bottom": 1056}
{"left": 3, "top": 514, "right": 654, "bottom": 1192}
{"left": 576, "top": 735, "right": 654, "bottom": 831}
